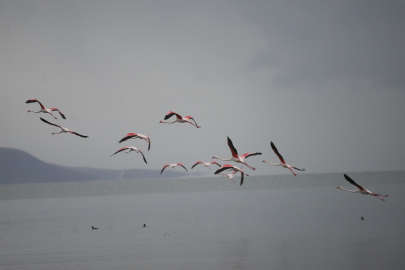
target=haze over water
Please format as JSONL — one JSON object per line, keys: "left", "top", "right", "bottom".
{"left": 1, "top": 172, "right": 404, "bottom": 269}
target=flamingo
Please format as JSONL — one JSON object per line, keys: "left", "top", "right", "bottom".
{"left": 212, "top": 137, "right": 261, "bottom": 170}
{"left": 160, "top": 163, "right": 188, "bottom": 174}
{"left": 110, "top": 146, "right": 147, "bottom": 164}
{"left": 337, "top": 174, "right": 388, "bottom": 201}
{"left": 219, "top": 170, "right": 238, "bottom": 183}
{"left": 119, "top": 133, "right": 151, "bottom": 151}
{"left": 262, "top": 141, "right": 305, "bottom": 176}
{"left": 159, "top": 111, "right": 201, "bottom": 128}
{"left": 39, "top": 117, "right": 88, "bottom": 138}
{"left": 26, "top": 99, "right": 66, "bottom": 119}
{"left": 214, "top": 164, "right": 249, "bottom": 186}
{"left": 191, "top": 161, "right": 221, "bottom": 170}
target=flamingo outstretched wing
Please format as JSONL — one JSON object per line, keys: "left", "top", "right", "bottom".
{"left": 270, "top": 141, "right": 285, "bottom": 163}
{"left": 227, "top": 137, "right": 239, "bottom": 157}
{"left": 26, "top": 99, "right": 45, "bottom": 109}
{"left": 191, "top": 161, "right": 204, "bottom": 169}
{"left": 111, "top": 147, "right": 130, "bottom": 156}
{"left": 70, "top": 131, "right": 88, "bottom": 138}
{"left": 160, "top": 165, "right": 170, "bottom": 174}
{"left": 184, "top": 116, "right": 198, "bottom": 126}
{"left": 49, "top": 108, "right": 66, "bottom": 119}
{"left": 40, "top": 117, "right": 62, "bottom": 129}
{"left": 164, "top": 111, "right": 182, "bottom": 120}
{"left": 138, "top": 149, "right": 148, "bottom": 164}
{"left": 241, "top": 152, "right": 262, "bottom": 159}
{"left": 344, "top": 174, "right": 365, "bottom": 190}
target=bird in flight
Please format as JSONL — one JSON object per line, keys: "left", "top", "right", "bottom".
{"left": 118, "top": 133, "right": 151, "bottom": 151}
{"left": 214, "top": 164, "right": 249, "bottom": 186}
{"left": 159, "top": 111, "right": 201, "bottom": 128}
{"left": 212, "top": 137, "right": 261, "bottom": 170}
{"left": 110, "top": 146, "right": 147, "bottom": 164}
{"left": 262, "top": 141, "right": 305, "bottom": 176}
{"left": 218, "top": 170, "right": 239, "bottom": 183}
{"left": 40, "top": 117, "right": 88, "bottom": 138}
{"left": 337, "top": 174, "right": 388, "bottom": 201}
{"left": 191, "top": 161, "right": 221, "bottom": 170}
{"left": 26, "top": 99, "right": 66, "bottom": 119}
{"left": 160, "top": 163, "right": 188, "bottom": 174}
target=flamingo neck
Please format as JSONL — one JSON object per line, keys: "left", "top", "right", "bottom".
{"left": 213, "top": 157, "right": 231, "bottom": 161}
{"left": 264, "top": 160, "right": 281, "bottom": 166}
{"left": 337, "top": 187, "right": 358, "bottom": 193}
{"left": 160, "top": 120, "right": 176, "bottom": 124}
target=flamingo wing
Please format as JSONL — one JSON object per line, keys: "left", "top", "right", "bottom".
{"left": 191, "top": 161, "right": 203, "bottom": 169}
{"left": 40, "top": 117, "right": 62, "bottom": 129}
{"left": 227, "top": 137, "right": 239, "bottom": 157}
{"left": 270, "top": 141, "right": 285, "bottom": 163}
{"left": 241, "top": 152, "right": 262, "bottom": 159}
{"left": 26, "top": 99, "right": 45, "bottom": 109}
{"left": 214, "top": 164, "right": 234, "bottom": 175}
{"left": 210, "top": 161, "right": 221, "bottom": 167}
{"left": 119, "top": 133, "right": 137, "bottom": 143}
{"left": 177, "top": 163, "right": 188, "bottom": 172}
{"left": 185, "top": 116, "right": 198, "bottom": 126}
{"left": 164, "top": 111, "right": 182, "bottom": 120}
{"left": 50, "top": 108, "right": 66, "bottom": 119}
{"left": 111, "top": 147, "right": 129, "bottom": 156}
{"left": 214, "top": 167, "right": 229, "bottom": 175}
{"left": 160, "top": 164, "right": 170, "bottom": 174}
{"left": 138, "top": 149, "right": 148, "bottom": 164}
{"left": 343, "top": 174, "right": 365, "bottom": 190}
{"left": 70, "top": 131, "right": 88, "bottom": 138}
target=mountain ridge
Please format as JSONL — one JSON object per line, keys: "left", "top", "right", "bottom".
{"left": 0, "top": 147, "right": 191, "bottom": 184}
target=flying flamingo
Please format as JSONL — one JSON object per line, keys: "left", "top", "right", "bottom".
{"left": 160, "top": 163, "right": 188, "bottom": 174}
{"left": 110, "top": 146, "right": 147, "bottom": 164}
{"left": 219, "top": 170, "right": 238, "bottom": 183}
{"left": 119, "top": 133, "right": 151, "bottom": 151}
{"left": 40, "top": 117, "right": 88, "bottom": 138}
{"left": 337, "top": 174, "right": 388, "bottom": 201}
{"left": 26, "top": 99, "right": 66, "bottom": 119}
{"left": 159, "top": 111, "right": 201, "bottom": 128}
{"left": 191, "top": 161, "right": 221, "bottom": 170}
{"left": 214, "top": 164, "right": 249, "bottom": 186}
{"left": 212, "top": 137, "right": 262, "bottom": 170}
{"left": 262, "top": 141, "right": 305, "bottom": 176}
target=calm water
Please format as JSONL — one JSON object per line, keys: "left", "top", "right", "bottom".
{"left": 1, "top": 172, "right": 404, "bottom": 269}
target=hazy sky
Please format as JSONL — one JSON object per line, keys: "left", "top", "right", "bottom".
{"left": 1, "top": 0, "right": 405, "bottom": 175}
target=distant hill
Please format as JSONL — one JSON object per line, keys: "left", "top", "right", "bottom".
{"left": 0, "top": 147, "right": 190, "bottom": 184}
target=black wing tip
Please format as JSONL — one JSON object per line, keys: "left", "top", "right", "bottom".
{"left": 39, "top": 117, "right": 48, "bottom": 123}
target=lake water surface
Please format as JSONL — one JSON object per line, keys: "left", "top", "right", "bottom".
{"left": 1, "top": 172, "right": 404, "bottom": 269}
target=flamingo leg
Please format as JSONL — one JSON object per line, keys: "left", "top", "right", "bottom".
{"left": 243, "top": 162, "right": 256, "bottom": 171}
{"left": 288, "top": 167, "right": 297, "bottom": 176}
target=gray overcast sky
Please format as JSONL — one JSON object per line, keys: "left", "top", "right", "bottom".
{"left": 1, "top": 0, "right": 405, "bottom": 175}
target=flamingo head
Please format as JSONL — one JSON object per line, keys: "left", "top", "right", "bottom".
{"left": 212, "top": 156, "right": 218, "bottom": 159}
{"left": 197, "top": 126, "right": 201, "bottom": 128}
{"left": 159, "top": 121, "right": 163, "bottom": 124}
{"left": 337, "top": 186, "right": 342, "bottom": 189}
{"left": 51, "top": 132, "right": 55, "bottom": 135}
{"left": 27, "top": 110, "right": 32, "bottom": 113}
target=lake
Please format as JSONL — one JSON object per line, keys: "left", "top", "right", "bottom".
{"left": 1, "top": 172, "right": 404, "bottom": 269}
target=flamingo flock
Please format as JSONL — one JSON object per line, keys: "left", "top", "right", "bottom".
{"left": 26, "top": 100, "right": 388, "bottom": 200}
